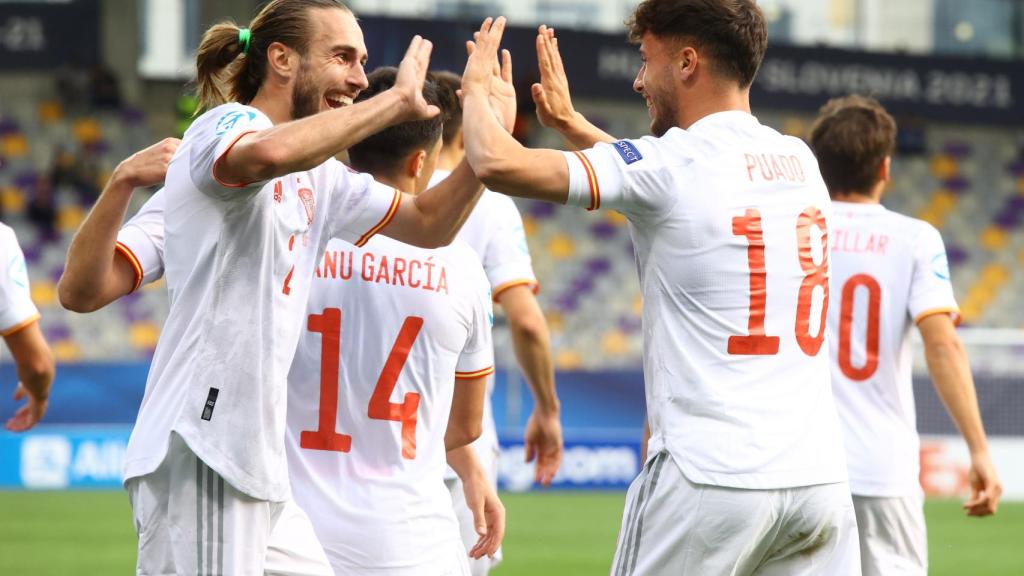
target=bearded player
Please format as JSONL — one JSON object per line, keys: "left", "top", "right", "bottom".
{"left": 809, "top": 95, "right": 1001, "bottom": 576}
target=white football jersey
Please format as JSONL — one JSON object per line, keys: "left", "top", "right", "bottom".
{"left": 429, "top": 170, "right": 539, "bottom": 461}
{"left": 124, "top": 103, "right": 404, "bottom": 501}
{"left": 563, "top": 111, "right": 847, "bottom": 489}
{"left": 828, "top": 202, "right": 959, "bottom": 497}
{"left": 286, "top": 235, "right": 494, "bottom": 573}
{"left": 0, "top": 224, "right": 40, "bottom": 338}
{"left": 116, "top": 188, "right": 167, "bottom": 292}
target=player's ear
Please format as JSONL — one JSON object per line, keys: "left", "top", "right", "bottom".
{"left": 409, "top": 149, "right": 427, "bottom": 179}
{"left": 266, "top": 41, "right": 296, "bottom": 80}
{"left": 678, "top": 46, "right": 698, "bottom": 82}
{"left": 879, "top": 156, "right": 891, "bottom": 183}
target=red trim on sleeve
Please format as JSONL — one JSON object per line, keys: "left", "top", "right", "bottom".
{"left": 211, "top": 130, "right": 259, "bottom": 188}
{"left": 1, "top": 313, "right": 40, "bottom": 337}
{"left": 572, "top": 151, "right": 600, "bottom": 211}
{"left": 354, "top": 189, "right": 402, "bottom": 248}
{"left": 491, "top": 279, "right": 540, "bottom": 302}
{"left": 114, "top": 242, "right": 144, "bottom": 293}
{"left": 455, "top": 366, "right": 496, "bottom": 380}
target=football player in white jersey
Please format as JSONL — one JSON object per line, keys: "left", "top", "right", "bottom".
{"left": 59, "top": 1, "right": 506, "bottom": 573}
{"left": 288, "top": 66, "right": 504, "bottom": 576}
{"left": 809, "top": 95, "right": 1002, "bottom": 575}
{"left": 429, "top": 70, "right": 562, "bottom": 576}
{"left": 460, "top": 6, "right": 859, "bottom": 575}
{"left": 1, "top": 224, "right": 55, "bottom": 432}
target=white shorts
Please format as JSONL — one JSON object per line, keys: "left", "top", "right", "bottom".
{"left": 852, "top": 494, "right": 927, "bottom": 576}
{"left": 126, "top": 434, "right": 332, "bottom": 576}
{"left": 330, "top": 539, "right": 471, "bottom": 576}
{"left": 611, "top": 451, "right": 861, "bottom": 576}
{"left": 446, "top": 441, "right": 502, "bottom": 576}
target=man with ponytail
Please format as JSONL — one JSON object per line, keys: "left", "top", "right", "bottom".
{"left": 84, "top": 1, "right": 507, "bottom": 574}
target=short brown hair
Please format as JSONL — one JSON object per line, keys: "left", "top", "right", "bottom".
{"left": 808, "top": 95, "right": 896, "bottom": 197}
{"left": 430, "top": 71, "right": 463, "bottom": 146}
{"left": 194, "top": 0, "right": 351, "bottom": 112}
{"left": 626, "top": 0, "right": 767, "bottom": 88}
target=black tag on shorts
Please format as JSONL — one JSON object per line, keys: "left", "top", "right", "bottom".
{"left": 201, "top": 387, "right": 220, "bottom": 421}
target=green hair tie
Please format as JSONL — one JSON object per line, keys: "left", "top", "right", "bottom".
{"left": 238, "top": 28, "right": 251, "bottom": 54}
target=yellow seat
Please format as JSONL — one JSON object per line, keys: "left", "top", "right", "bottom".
{"left": 72, "top": 118, "right": 103, "bottom": 145}
{"left": 130, "top": 322, "right": 161, "bottom": 349}
{"left": 57, "top": 205, "right": 86, "bottom": 234}
{"left": 555, "top": 348, "right": 582, "bottom": 370}
{"left": 917, "top": 209, "right": 943, "bottom": 229}
{"left": 521, "top": 215, "right": 537, "bottom": 238}
{"left": 1, "top": 134, "right": 29, "bottom": 158}
{"left": 605, "top": 210, "right": 629, "bottom": 226}
{"left": 1017, "top": 177, "right": 1024, "bottom": 196}
{"left": 546, "top": 234, "right": 576, "bottom": 259}
{"left": 53, "top": 340, "right": 81, "bottom": 362}
{"left": 545, "top": 310, "right": 564, "bottom": 332}
{"left": 929, "top": 154, "right": 959, "bottom": 180}
{"left": 30, "top": 280, "right": 57, "bottom": 307}
{"left": 1, "top": 186, "right": 25, "bottom": 213}
{"left": 38, "top": 101, "right": 64, "bottom": 124}
{"left": 632, "top": 295, "right": 643, "bottom": 316}
{"left": 931, "top": 190, "right": 957, "bottom": 213}
{"left": 980, "top": 263, "right": 1010, "bottom": 284}
{"left": 601, "top": 330, "right": 631, "bottom": 356}
{"left": 979, "top": 227, "right": 1008, "bottom": 251}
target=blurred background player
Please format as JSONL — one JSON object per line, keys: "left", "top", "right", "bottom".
{"left": 61, "top": 0, "right": 496, "bottom": 572}
{"left": 460, "top": 5, "right": 859, "bottom": 574}
{"left": 810, "top": 95, "right": 1002, "bottom": 576}
{"left": 1, "top": 223, "right": 55, "bottom": 433}
{"left": 430, "top": 69, "right": 562, "bottom": 576}
{"left": 287, "top": 66, "right": 506, "bottom": 575}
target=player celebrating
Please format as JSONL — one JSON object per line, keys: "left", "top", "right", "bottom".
{"left": 430, "top": 70, "right": 562, "bottom": 576}
{"left": 61, "top": 0, "right": 495, "bottom": 572}
{"left": 461, "top": 5, "right": 858, "bottom": 574}
{"left": 287, "top": 67, "right": 504, "bottom": 575}
{"left": 809, "top": 95, "right": 1002, "bottom": 575}
{"left": 1, "top": 223, "right": 55, "bottom": 432}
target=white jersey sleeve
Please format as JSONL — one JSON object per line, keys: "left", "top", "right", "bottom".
{"left": 908, "top": 224, "right": 959, "bottom": 325}
{"left": 321, "top": 160, "right": 402, "bottom": 249}
{"left": 455, "top": 271, "right": 495, "bottom": 380}
{"left": 563, "top": 138, "right": 678, "bottom": 221}
{"left": 116, "top": 188, "right": 167, "bottom": 292}
{"left": 187, "top": 104, "right": 274, "bottom": 199}
{"left": 0, "top": 225, "right": 39, "bottom": 335}
{"left": 480, "top": 194, "right": 538, "bottom": 300}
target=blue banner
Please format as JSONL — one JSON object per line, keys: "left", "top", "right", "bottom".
{"left": 0, "top": 425, "right": 130, "bottom": 489}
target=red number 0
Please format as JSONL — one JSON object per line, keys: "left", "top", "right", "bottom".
{"left": 838, "top": 274, "right": 881, "bottom": 381}
{"left": 300, "top": 308, "right": 424, "bottom": 459}
{"left": 731, "top": 207, "right": 829, "bottom": 356}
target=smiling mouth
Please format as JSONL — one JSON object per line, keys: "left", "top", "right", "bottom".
{"left": 325, "top": 95, "right": 353, "bottom": 109}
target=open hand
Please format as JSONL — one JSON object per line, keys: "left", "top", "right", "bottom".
{"left": 532, "top": 25, "right": 578, "bottom": 130}
{"left": 393, "top": 35, "right": 441, "bottom": 122}
{"left": 462, "top": 18, "right": 516, "bottom": 131}
{"left": 5, "top": 383, "right": 48, "bottom": 432}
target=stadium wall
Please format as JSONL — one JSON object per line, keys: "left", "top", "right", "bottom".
{"left": 1, "top": 363, "right": 1022, "bottom": 499}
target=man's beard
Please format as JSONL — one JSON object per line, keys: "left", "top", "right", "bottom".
{"left": 290, "top": 62, "right": 320, "bottom": 120}
{"left": 649, "top": 93, "right": 677, "bottom": 137}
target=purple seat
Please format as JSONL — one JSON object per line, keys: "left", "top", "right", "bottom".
{"left": 993, "top": 211, "right": 1019, "bottom": 228}
{"left": 0, "top": 118, "right": 19, "bottom": 136}
{"left": 586, "top": 256, "right": 612, "bottom": 275}
{"left": 618, "top": 316, "right": 642, "bottom": 334}
{"left": 943, "top": 176, "right": 970, "bottom": 194}
{"left": 554, "top": 294, "right": 579, "bottom": 313}
{"left": 571, "top": 275, "right": 595, "bottom": 294}
{"left": 1007, "top": 159, "right": 1024, "bottom": 177}
{"left": 45, "top": 324, "right": 71, "bottom": 342}
{"left": 528, "top": 201, "right": 556, "bottom": 219}
{"left": 15, "top": 171, "right": 37, "bottom": 190}
{"left": 945, "top": 245, "right": 969, "bottom": 267}
{"left": 590, "top": 220, "right": 618, "bottom": 240}
{"left": 942, "top": 141, "right": 972, "bottom": 159}
{"left": 121, "top": 106, "right": 147, "bottom": 125}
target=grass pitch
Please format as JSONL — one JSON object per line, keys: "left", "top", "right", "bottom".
{"left": 0, "top": 490, "right": 1020, "bottom": 575}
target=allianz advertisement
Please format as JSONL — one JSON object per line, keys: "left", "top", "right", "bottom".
{"left": 0, "top": 426, "right": 130, "bottom": 489}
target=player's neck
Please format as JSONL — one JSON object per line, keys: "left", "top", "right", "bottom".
{"left": 436, "top": 147, "right": 463, "bottom": 172}
{"left": 373, "top": 172, "right": 414, "bottom": 195}
{"left": 833, "top": 182, "right": 885, "bottom": 204}
{"left": 677, "top": 86, "right": 751, "bottom": 130}
{"left": 248, "top": 86, "right": 293, "bottom": 125}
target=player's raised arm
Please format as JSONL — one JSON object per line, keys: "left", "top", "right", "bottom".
{"left": 211, "top": 34, "right": 440, "bottom": 186}
{"left": 59, "top": 139, "right": 177, "bottom": 313}
{"left": 461, "top": 17, "right": 571, "bottom": 204}
{"left": 532, "top": 25, "right": 616, "bottom": 149}
{"left": 918, "top": 314, "right": 1002, "bottom": 516}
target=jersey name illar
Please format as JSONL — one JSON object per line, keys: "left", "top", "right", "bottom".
{"left": 286, "top": 235, "right": 493, "bottom": 573}
{"left": 429, "top": 170, "right": 538, "bottom": 462}
{"left": 563, "top": 111, "right": 847, "bottom": 489}
{"left": 827, "top": 202, "right": 959, "bottom": 497}
{"left": 0, "top": 224, "right": 40, "bottom": 344}
{"left": 123, "top": 103, "right": 402, "bottom": 501}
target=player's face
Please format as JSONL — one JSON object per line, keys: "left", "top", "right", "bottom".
{"left": 633, "top": 34, "right": 679, "bottom": 137}
{"left": 290, "top": 8, "right": 369, "bottom": 120}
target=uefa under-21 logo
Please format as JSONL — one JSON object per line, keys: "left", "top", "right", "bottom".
{"left": 215, "top": 110, "right": 257, "bottom": 136}
{"left": 931, "top": 252, "right": 951, "bottom": 280}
